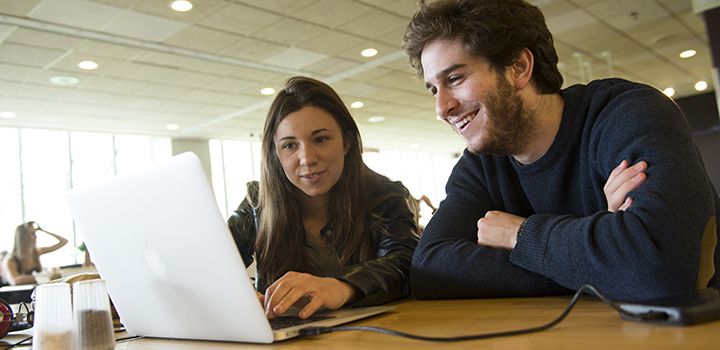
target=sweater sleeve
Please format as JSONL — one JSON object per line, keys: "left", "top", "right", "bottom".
{"left": 411, "top": 153, "right": 571, "bottom": 299}
{"left": 509, "top": 85, "right": 719, "bottom": 302}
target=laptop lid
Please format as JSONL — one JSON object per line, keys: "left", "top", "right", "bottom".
{"left": 65, "top": 152, "right": 392, "bottom": 344}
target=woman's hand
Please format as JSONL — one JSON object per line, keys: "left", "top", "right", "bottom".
{"left": 263, "top": 271, "right": 356, "bottom": 319}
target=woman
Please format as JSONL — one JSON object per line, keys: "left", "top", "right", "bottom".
{"left": 2, "top": 221, "right": 68, "bottom": 285}
{"left": 228, "top": 77, "right": 419, "bottom": 319}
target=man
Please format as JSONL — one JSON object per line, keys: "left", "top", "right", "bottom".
{"left": 402, "top": 0, "right": 720, "bottom": 302}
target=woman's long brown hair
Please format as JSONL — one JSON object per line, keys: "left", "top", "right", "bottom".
{"left": 9, "top": 223, "right": 41, "bottom": 273}
{"left": 255, "top": 77, "right": 373, "bottom": 283}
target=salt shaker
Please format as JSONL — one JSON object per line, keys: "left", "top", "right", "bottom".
{"left": 33, "top": 284, "right": 74, "bottom": 350}
{"left": 73, "top": 279, "right": 116, "bottom": 350}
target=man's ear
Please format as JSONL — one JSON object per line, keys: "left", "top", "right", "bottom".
{"left": 509, "top": 48, "right": 534, "bottom": 90}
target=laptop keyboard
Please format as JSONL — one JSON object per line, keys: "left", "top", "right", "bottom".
{"left": 268, "top": 315, "right": 336, "bottom": 330}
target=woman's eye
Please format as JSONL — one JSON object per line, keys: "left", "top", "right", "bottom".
{"left": 282, "top": 143, "right": 295, "bottom": 150}
{"left": 315, "top": 136, "right": 328, "bottom": 143}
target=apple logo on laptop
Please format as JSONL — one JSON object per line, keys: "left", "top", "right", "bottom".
{"left": 143, "top": 242, "right": 166, "bottom": 275}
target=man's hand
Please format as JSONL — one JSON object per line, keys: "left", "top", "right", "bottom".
{"left": 477, "top": 211, "right": 526, "bottom": 250}
{"left": 604, "top": 160, "right": 647, "bottom": 212}
{"left": 263, "top": 271, "right": 356, "bottom": 319}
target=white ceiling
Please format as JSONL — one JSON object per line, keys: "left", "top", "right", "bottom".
{"left": 0, "top": 0, "right": 714, "bottom": 155}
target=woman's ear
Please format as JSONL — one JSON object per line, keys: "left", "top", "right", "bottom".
{"left": 344, "top": 133, "right": 351, "bottom": 155}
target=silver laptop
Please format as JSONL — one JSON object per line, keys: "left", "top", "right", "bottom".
{"left": 65, "top": 151, "right": 394, "bottom": 344}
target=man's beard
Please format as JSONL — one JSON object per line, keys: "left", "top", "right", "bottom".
{"left": 468, "top": 74, "right": 534, "bottom": 156}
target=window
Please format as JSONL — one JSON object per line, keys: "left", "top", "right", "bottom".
{"left": 0, "top": 127, "right": 171, "bottom": 268}
{"left": 209, "top": 140, "right": 260, "bottom": 219}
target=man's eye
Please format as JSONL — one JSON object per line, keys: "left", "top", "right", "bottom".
{"left": 449, "top": 76, "right": 461, "bottom": 84}
{"left": 428, "top": 87, "right": 437, "bottom": 96}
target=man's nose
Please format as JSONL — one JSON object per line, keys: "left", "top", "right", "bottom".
{"left": 435, "top": 88, "right": 458, "bottom": 121}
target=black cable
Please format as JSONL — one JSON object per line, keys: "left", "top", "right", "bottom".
{"left": 0, "top": 336, "right": 32, "bottom": 350}
{"left": 299, "top": 284, "right": 658, "bottom": 342}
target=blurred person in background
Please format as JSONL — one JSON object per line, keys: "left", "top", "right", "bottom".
{"left": 2, "top": 221, "right": 68, "bottom": 285}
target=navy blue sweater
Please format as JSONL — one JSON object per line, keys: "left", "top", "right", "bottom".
{"left": 411, "top": 79, "right": 720, "bottom": 302}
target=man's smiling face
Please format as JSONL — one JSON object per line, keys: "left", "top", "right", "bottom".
{"left": 421, "top": 39, "right": 532, "bottom": 156}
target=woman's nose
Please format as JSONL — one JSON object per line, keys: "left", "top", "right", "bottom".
{"left": 298, "top": 145, "right": 317, "bottom": 166}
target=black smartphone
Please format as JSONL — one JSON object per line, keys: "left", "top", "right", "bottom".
{"left": 616, "top": 288, "right": 720, "bottom": 326}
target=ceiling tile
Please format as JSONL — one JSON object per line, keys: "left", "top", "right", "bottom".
{"left": 202, "top": 77, "right": 259, "bottom": 93}
{"left": 106, "top": 61, "right": 177, "bottom": 82}
{"left": 30, "top": 0, "right": 125, "bottom": 31}
{"left": 84, "top": 77, "right": 149, "bottom": 94}
{"left": 163, "top": 25, "right": 240, "bottom": 53}
{"left": 219, "top": 37, "right": 288, "bottom": 62}
{"left": 159, "top": 70, "right": 220, "bottom": 88}
{"left": 545, "top": 8, "right": 599, "bottom": 34}
{"left": 337, "top": 9, "right": 407, "bottom": 39}
{"left": 6, "top": 27, "right": 84, "bottom": 51}
{"left": 28, "top": 69, "right": 101, "bottom": 88}
{"left": 227, "top": 67, "right": 288, "bottom": 84}
{"left": 261, "top": 47, "right": 328, "bottom": 70}
{"left": 585, "top": 0, "right": 668, "bottom": 31}
{"left": 12, "top": 83, "right": 77, "bottom": 100}
{"left": 153, "top": 100, "right": 206, "bottom": 113}
{"left": 176, "top": 88, "right": 225, "bottom": 103}
{"left": 199, "top": 3, "right": 282, "bottom": 36}
{"left": 0, "top": 0, "right": 44, "bottom": 16}
{"left": 129, "top": 0, "right": 229, "bottom": 23}
{"left": 234, "top": 0, "right": 318, "bottom": 15}
{"left": 76, "top": 39, "right": 145, "bottom": 60}
{"left": 303, "top": 56, "right": 358, "bottom": 76}
{"left": 0, "top": 80, "right": 20, "bottom": 94}
{"left": 133, "top": 84, "right": 191, "bottom": 99}
{"left": 135, "top": 51, "right": 237, "bottom": 75}
{"left": 293, "top": 0, "right": 372, "bottom": 28}
{"left": 0, "top": 42, "right": 67, "bottom": 67}
{"left": 110, "top": 95, "right": 165, "bottom": 109}
{"left": 295, "top": 30, "right": 366, "bottom": 56}
{"left": 212, "top": 93, "right": 265, "bottom": 108}
{"left": 256, "top": 18, "right": 326, "bottom": 46}
{"left": 52, "top": 51, "right": 127, "bottom": 75}
{"left": 0, "top": 63, "right": 41, "bottom": 82}
{"left": 103, "top": 10, "right": 188, "bottom": 42}
{"left": 64, "top": 90, "right": 123, "bottom": 104}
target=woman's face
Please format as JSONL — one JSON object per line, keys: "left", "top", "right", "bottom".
{"left": 26, "top": 225, "right": 37, "bottom": 243}
{"left": 274, "top": 106, "right": 349, "bottom": 200}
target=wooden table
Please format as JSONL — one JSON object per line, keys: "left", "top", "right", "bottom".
{"left": 4, "top": 295, "right": 719, "bottom": 349}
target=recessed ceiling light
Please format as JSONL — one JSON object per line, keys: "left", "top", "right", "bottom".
{"left": 78, "top": 61, "right": 98, "bottom": 70}
{"left": 171, "top": 0, "right": 192, "bottom": 12}
{"left": 361, "top": 48, "right": 378, "bottom": 57}
{"left": 368, "top": 116, "right": 385, "bottom": 123}
{"left": 695, "top": 81, "right": 708, "bottom": 91}
{"left": 0, "top": 111, "right": 16, "bottom": 119}
{"left": 261, "top": 87, "right": 275, "bottom": 95}
{"left": 49, "top": 76, "right": 79, "bottom": 85}
{"left": 663, "top": 87, "right": 675, "bottom": 97}
{"left": 167, "top": 124, "right": 180, "bottom": 131}
{"left": 679, "top": 50, "right": 696, "bottom": 59}
{"left": 410, "top": 143, "right": 419, "bottom": 149}
{"left": 351, "top": 101, "right": 364, "bottom": 109}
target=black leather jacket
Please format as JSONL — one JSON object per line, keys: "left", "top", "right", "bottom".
{"left": 227, "top": 177, "right": 419, "bottom": 306}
